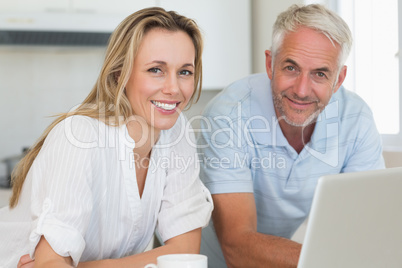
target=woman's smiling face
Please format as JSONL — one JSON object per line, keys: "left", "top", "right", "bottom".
{"left": 125, "top": 28, "right": 196, "bottom": 134}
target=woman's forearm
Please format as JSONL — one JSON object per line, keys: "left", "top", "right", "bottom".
{"left": 34, "top": 237, "right": 74, "bottom": 268}
{"left": 78, "top": 228, "right": 202, "bottom": 268}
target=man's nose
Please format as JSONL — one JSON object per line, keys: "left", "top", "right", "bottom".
{"left": 294, "top": 73, "right": 312, "bottom": 98}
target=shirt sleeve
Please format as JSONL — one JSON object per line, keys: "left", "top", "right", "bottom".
{"left": 157, "top": 115, "right": 213, "bottom": 242}
{"left": 28, "top": 116, "right": 98, "bottom": 266}
{"left": 198, "top": 111, "right": 254, "bottom": 195}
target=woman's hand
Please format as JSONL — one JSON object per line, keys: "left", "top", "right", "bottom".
{"left": 18, "top": 254, "right": 34, "bottom": 268}
{"left": 78, "top": 228, "right": 202, "bottom": 268}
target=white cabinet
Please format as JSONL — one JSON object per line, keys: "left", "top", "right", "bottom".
{"left": 0, "top": 0, "right": 149, "bottom": 14}
{"left": 160, "top": 0, "right": 251, "bottom": 89}
{"left": 78, "top": 0, "right": 253, "bottom": 89}
{"left": 72, "top": 0, "right": 150, "bottom": 16}
{"left": 0, "top": 0, "right": 251, "bottom": 90}
{"left": 0, "top": 0, "right": 69, "bottom": 13}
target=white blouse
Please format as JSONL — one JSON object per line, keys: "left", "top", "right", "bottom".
{"left": 0, "top": 114, "right": 213, "bottom": 267}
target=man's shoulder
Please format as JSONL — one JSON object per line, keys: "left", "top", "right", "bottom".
{"left": 332, "top": 86, "right": 374, "bottom": 118}
{"left": 203, "top": 73, "right": 268, "bottom": 117}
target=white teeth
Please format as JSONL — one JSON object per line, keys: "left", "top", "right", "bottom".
{"left": 152, "top": 101, "right": 177, "bottom": 111}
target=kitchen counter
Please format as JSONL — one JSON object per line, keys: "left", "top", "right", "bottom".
{"left": 0, "top": 186, "right": 305, "bottom": 248}
{"left": 0, "top": 188, "right": 12, "bottom": 208}
{"left": 0, "top": 186, "right": 154, "bottom": 251}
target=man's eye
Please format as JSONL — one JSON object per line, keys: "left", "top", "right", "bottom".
{"left": 148, "top": 68, "right": 162, "bottom": 73}
{"left": 179, "top": 70, "right": 193, "bottom": 76}
{"left": 285, "top": 66, "right": 295, "bottom": 71}
{"left": 316, "top": 72, "right": 326, "bottom": 78}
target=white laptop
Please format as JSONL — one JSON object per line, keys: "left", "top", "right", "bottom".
{"left": 297, "top": 167, "right": 402, "bottom": 268}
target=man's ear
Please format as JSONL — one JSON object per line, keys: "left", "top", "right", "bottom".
{"left": 265, "top": 50, "right": 274, "bottom": 80}
{"left": 333, "top": 65, "right": 347, "bottom": 93}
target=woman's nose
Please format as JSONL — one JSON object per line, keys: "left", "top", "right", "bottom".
{"left": 162, "top": 74, "right": 180, "bottom": 95}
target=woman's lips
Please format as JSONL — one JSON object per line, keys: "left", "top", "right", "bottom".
{"left": 151, "top": 100, "right": 181, "bottom": 114}
{"left": 151, "top": 100, "right": 178, "bottom": 111}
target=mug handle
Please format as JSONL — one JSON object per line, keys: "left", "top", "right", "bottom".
{"left": 144, "top": 264, "right": 157, "bottom": 268}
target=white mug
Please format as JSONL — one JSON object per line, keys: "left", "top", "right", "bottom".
{"left": 144, "top": 254, "right": 207, "bottom": 268}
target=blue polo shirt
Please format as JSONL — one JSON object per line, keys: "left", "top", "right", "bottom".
{"left": 198, "top": 73, "right": 385, "bottom": 268}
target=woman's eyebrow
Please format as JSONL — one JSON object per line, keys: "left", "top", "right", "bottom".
{"left": 146, "top": 60, "right": 167, "bottom": 66}
{"left": 182, "top": 63, "right": 195, "bottom": 68}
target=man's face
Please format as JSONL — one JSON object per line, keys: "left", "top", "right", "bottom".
{"left": 266, "top": 27, "right": 347, "bottom": 127}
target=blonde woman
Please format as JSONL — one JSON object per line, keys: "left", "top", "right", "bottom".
{"left": 0, "top": 7, "right": 213, "bottom": 268}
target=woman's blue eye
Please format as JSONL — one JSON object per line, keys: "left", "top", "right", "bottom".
{"left": 180, "top": 70, "right": 193, "bottom": 76}
{"left": 148, "top": 68, "right": 162, "bottom": 73}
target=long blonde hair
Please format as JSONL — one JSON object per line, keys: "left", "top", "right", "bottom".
{"left": 9, "top": 7, "right": 203, "bottom": 208}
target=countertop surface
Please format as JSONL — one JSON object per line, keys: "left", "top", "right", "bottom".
{"left": 0, "top": 186, "right": 306, "bottom": 245}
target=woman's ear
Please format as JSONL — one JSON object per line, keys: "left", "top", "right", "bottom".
{"left": 114, "top": 72, "right": 120, "bottom": 84}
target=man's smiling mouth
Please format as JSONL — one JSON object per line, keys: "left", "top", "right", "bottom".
{"left": 288, "top": 98, "right": 311, "bottom": 105}
{"left": 285, "top": 95, "right": 318, "bottom": 107}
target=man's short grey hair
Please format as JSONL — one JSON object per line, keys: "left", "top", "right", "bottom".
{"left": 271, "top": 4, "right": 353, "bottom": 70}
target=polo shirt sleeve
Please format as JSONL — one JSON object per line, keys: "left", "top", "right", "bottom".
{"left": 28, "top": 116, "right": 98, "bottom": 266}
{"left": 157, "top": 117, "right": 213, "bottom": 242}
{"left": 198, "top": 112, "right": 254, "bottom": 195}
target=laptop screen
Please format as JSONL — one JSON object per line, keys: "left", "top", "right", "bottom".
{"left": 297, "top": 167, "right": 402, "bottom": 268}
